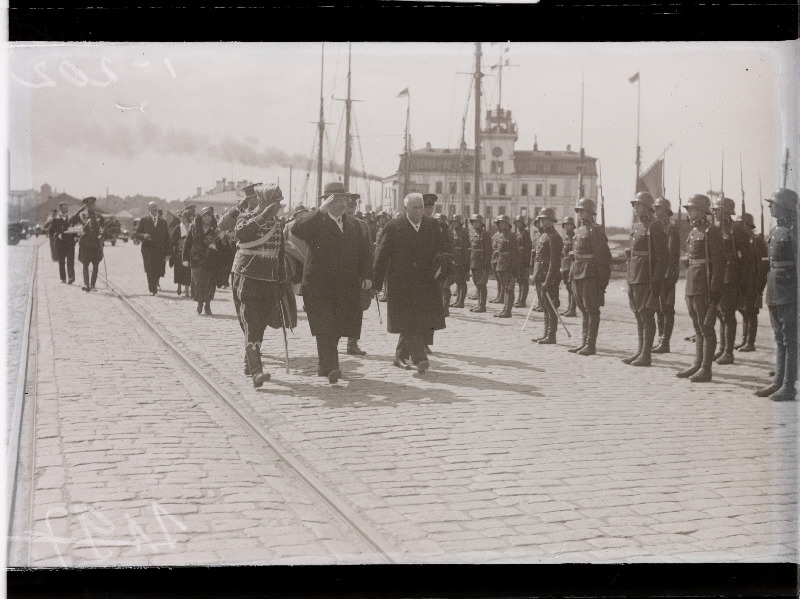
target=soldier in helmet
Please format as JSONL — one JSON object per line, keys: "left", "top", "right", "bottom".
{"left": 559, "top": 216, "right": 577, "bottom": 317}
{"left": 490, "top": 214, "right": 519, "bottom": 317}
{"left": 531, "top": 208, "right": 563, "bottom": 343}
{"left": 468, "top": 214, "right": 493, "bottom": 313}
{"left": 711, "top": 196, "right": 755, "bottom": 365}
{"left": 621, "top": 192, "right": 668, "bottom": 367}
{"left": 652, "top": 197, "right": 681, "bottom": 353}
{"left": 735, "top": 212, "right": 769, "bottom": 352}
{"left": 434, "top": 213, "right": 455, "bottom": 317}
{"left": 567, "top": 198, "right": 612, "bottom": 356}
{"left": 512, "top": 215, "right": 533, "bottom": 308}
{"left": 755, "top": 188, "right": 797, "bottom": 401}
{"left": 448, "top": 214, "right": 471, "bottom": 308}
{"left": 676, "top": 194, "right": 725, "bottom": 383}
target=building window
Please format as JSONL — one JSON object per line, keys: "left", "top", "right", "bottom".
{"left": 490, "top": 162, "right": 496, "bottom": 174}
{"left": 435, "top": 204, "right": 443, "bottom": 214}
{"left": 435, "top": 181, "right": 443, "bottom": 194}
{"left": 486, "top": 183, "right": 493, "bottom": 195}
{"left": 499, "top": 183, "right": 507, "bottom": 196}
{"left": 449, "top": 181, "right": 457, "bottom": 195}
{"left": 464, "top": 182, "right": 471, "bottom": 195}
{"left": 521, "top": 183, "right": 528, "bottom": 196}
{"left": 498, "top": 205, "right": 506, "bottom": 216}
{"left": 448, "top": 204, "right": 457, "bottom": 216}
{"left": 550, "top": 184, "right": 557, "bottom": 197}
{"left": 535, "top": 184, "right": 543, "bottom": 197}
{"left": 491, "top": 161, "right": 504, "bottom": 174}
{"left": 484, "top": 206, "right": 493, "bottom": 221}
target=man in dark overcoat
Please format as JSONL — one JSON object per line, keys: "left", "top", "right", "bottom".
{"left": 134, "top": 201, "right": 171, "bottom": 296}
{"left": 373, "top": 193, "right": 447, "bottom": 374}
{"left": 50, "top": 202, "right": 77, "bottom": 284}
{"left": 69, "top": 197, "right": 105, "bottom": 291}
{"left": 291, "top": 181, "right": 373, "bottom": 384}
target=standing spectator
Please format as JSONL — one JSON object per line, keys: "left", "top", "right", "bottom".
{"left": 45, "top": 209, "right": 59, "bottom": 263}
{"left": 373, "top": 192, "right": 447, "bottom": 374}
{"left": 183, "top": 207, "right": 222, "bottom": 315}
{"left": 69, "top": 197, "right": 104, "bottom": 292}
{"left": 291, "top": 182, "right": 373, "bottom": 383}
{"left": 134, "top": 201, "right": 171, "bottom": 296}
{"left": 170, "top": 209, "right": 193, "bottom": 297}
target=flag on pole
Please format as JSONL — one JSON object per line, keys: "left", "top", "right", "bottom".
{"left": 397, "top": 87, "right": 409, "bottom": 97}
{"left": 628, "top": 72, "right": 640, "bottom": 84}
{"left": 637, "top": 158, "right": 663, "bottom": 197}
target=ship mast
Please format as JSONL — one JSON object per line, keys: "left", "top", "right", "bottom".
{"left": 578, "top": 72, "right": 585, "bottom": 199}
{"left": 473, "top": 42, "right": 483, "bottom": 216}
{"left": 316, "top": 43, "right": 325, "bottom": 206}
{"left": 343, "top": 42, "right": 353, "bottom": 193}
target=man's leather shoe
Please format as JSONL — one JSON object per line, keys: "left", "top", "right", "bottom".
{"left": 393, "top": 358, "right": 411, "bottom": 370}
{"left": 416, "top": 360, "right": 429, "bottom": 374}
{"left": 347, "top": 343, "right": 367, "bottom": 356}
{"left": 327, "top": 369, "right": 342, "bottom": 384}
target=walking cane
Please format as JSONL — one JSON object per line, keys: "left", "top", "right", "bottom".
{"left": 374, "top": 290, "right": 383, "bottom": 325}
{"left": 546, "top": 291, "right": 572, "bottom": 338}
{"left": 278, "top": 296, "right": 291, "bottom": 375}
{"left": 520, "top": 297, "right": 538, "bottom": 332}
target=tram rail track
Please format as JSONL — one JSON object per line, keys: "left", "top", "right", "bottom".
{"left": 100, "top": 273, "right": 398, "bottom": 564}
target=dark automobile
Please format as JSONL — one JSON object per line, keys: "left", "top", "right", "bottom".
{"left": 102, "top": 216, "right": 128, "bottom": 245}
{"left": 8, "top": 222, "right": 27, "bottom": 245}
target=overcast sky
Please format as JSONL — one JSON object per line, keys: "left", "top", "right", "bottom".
{"left": 6, "top": 41, "right": 797, "bottom": 227}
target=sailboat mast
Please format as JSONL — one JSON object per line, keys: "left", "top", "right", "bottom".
{"left": 403, "top": 96, "right": 411, "bottom": 205}
{"left": 473, "top": 42, "right": 482, "bottom": 216}
{"left": 316, "top": 43, "right": 325, "bottom": 206}
{"left": 578, "top": 73, "right": 585, "bottom": 199}
{"left": 344, "top": 42, "right": 353, "bottom": 192}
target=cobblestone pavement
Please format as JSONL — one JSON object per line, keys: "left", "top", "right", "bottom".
{"left": 16, "top": 240, "right": 798, "bottom": 565}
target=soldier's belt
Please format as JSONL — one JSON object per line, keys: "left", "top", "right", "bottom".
{"left": 631, "top": 250, "right": 649, "bottom": 256}
{"left": 771, "top": 260, "right": 795, "bottom": 267}
{"left": 574, "top": 253, "right": 594, "bottom": 260}
{"left": 238, "top": 248, "right": 280, "bottom": 257}
{"left": 688, "top": 258, "right": 707, "bottom": 265}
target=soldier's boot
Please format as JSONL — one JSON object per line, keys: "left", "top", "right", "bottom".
{"left": 689, "top": 336, "right": 715, "bottom": 383}
{"left": 755, "top": 344, "right": 785, "bottom": 397}
{"left": 631, "top": 317, "right": 656, "bottom": 367}
{"left": 655, "top": 310, "right": 665, "bottom": 344}
{"left": 243, "top": 353, "right": 250, "bottom": 376}
{"left": 622, "top": 318, "right": 644, "bottom": 364}
{"left": 735, "top": 318, "right": 749, "bottom": 350}
{"left": 513, "top": 281, "right": 527, "bottom": 308}
{"left": 771, "top": 343, "right": 797, "bottom": 401}
{"left": 532, "top": 312, "right": 550, "bottom": 342}
{"left": 246, "top": 342, "right": 270, "bottom": 388}
{"left": 496, "top": 289, "right": 513, "bottom": 318}
{"left": 577, "top": 316, "right": 599, "bottom": 355}
{"left": 471, "top": 287, "right": 487, "bottom": 313}
{"left": 740, "top": 316, "right": 757, "bottom": 352}
{"left": 458, "top": 283, "right": 469, "bottom": 307}
{"left": 561, "top": 294, "right": 577, "bottom": 318}
{"left": 713, "top": 321, "right": 725, "bottom": 361}
{"left": 677, "top": 335, "right": 704, "bottom": 378}
{"left": 347, "top": 338, "right": 367, "bottom": 356}
{"left": 568, "top": 319, "right": 589, "bottom": 353}
{"left": 652, "top": 313, "right": 674, "bottom": 354}
{"left": 450, "top": 284, "right": 465, "bottom": 308}
{"left": 716, "top": 321, "right": 736, "bottom": 365}
{"left": 490, "top": 282, "right": 505, "bottom": 304}
{"left": 538, "top": 311, "right": 557, "bottom": 344}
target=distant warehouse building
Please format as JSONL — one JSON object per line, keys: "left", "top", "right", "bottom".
{"left": 381, "top": 107, "right": 598, "bottom": 223}
{"left": 183, "top": 178, "right": 255, "bottom": 209}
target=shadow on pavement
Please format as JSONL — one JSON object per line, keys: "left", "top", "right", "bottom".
{"left": 433, "top": 352, "right": 546, "bottom": 372}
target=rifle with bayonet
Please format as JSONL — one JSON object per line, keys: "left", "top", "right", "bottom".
{"left": 598, "top": 159, "right": 606, "bottom": 227}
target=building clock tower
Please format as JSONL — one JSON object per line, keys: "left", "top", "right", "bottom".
{"left": 482, "top": 107, "right": 518, "bottom": 178}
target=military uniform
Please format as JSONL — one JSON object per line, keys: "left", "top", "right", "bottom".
{"left": 569, "top": 199, "right": 612, "bottom": 355}
{"left": 531, "top": 209, "right": 563, "bottom": 343}
{"left": 621, "top": 193, "right": 668, "bottom": 367}
{"left": 736, "top": 214, "right": 769, "bottom": 352}
{"left": 559, "top": 217, "right": 577, "bottom": 317}
{"left": 448, "top": 216, "right": 470, "bottom": 308}
{"left": 69, "top": 199, "right": 105, "bottom": 291}
{"left": 513, "top": 217, "right": 533, "bottom": 308}
{"left": 434, "top": 214, "right": 455, "bottom": 317}
{"left": 490, "top": 215, "right": 520, "bottom": 318}
{"left": 676, "top": 195, "right": 725, "bottom": 383}
{"left": 468, "top": 216, "right": 493, "bottom": 313}
{"left": 232, "top": 184, "right": 297, "bottom": 387}
{"left": 653, "top": 200, "right": 681, "bottom": 353}
{"left": 50, "top": 208, "right": 77, "bottom": 283}
{"left": 755, "top": 189, "right": 797, "bottom": 401}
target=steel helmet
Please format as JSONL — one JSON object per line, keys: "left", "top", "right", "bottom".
{"left": 435, "top": 213, "right": 448, "bottom": 224}
{"left": 712, "top": 196, "right": 736, "bottom": 215}
{"left": 355, "top": 211, "right": 364, "bottom": 219}
{"left": 376, "top": 210, "right": 389, "bottom": 220}
{"left": 561, "top": 216, "right": 576, "bottom": 227}
{"left": 536, "top": 207, "right": 557, "bottom": 223}
{"left": 494, "top": 214, "right": 512, "bottom": 226}
{"left": 513, "top": 214, "right": 527, "bottom": 225}
{"left": 740, "top": 212, "right": 756, "bottom": 229}
{"left": 766, "top": 188, "right": 799, "bottom": 212}
{"left": 654, "top": 197, "right": 673, "bottom": 215}
{"left": 450, "top": 214, "right": 464, "bottom": 225}
{"left": 574, "top": 198, "right": 596, "bottom": 214}
{"left": 469, "top": 213, "right": 485, "bottom": 225}
{"left": 684, "top": 194, "right": 712, "bottom": 214}
{"left": 632, "top": 191, "right": 655, "bottom": 210}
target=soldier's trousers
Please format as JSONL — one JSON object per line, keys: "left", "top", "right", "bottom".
{"left": 81, "top": 258, "right": 101, "bottom": 288}
{"left": 768, "top": 302, "right": 797, "bottom": 391}
{"left": 561, "top": 273, "right": 576, "bottom": 312}
{"left": 656, "top": 279, "right": 677, "bottom": 339}
{"left": 716, "top": 284, "right": 740, "bottom": 355}
{"left": 535, "top": 279, "right": 559, "bottom": 331}
{"left": 233, "top": 274, "right": 285, "bottom": 345}
{"left": 57, "top": 248, "right": 75, "bottom": 282}
{"left": 574, "top": 278, "right": 602, "bottom": 346}
{"left": 516, "top": 269, "right": 530, "bottom": 303}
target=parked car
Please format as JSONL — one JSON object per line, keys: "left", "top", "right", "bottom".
{"left": 8, "top": 222, "right": 28, "bottom": 245}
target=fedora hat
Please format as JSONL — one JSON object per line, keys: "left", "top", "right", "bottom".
{"left": 319, "top": 181, "right": 360, "bottom": 201}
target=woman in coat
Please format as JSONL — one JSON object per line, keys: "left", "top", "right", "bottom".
{"left": 182, "top": 207, "right": 222, "bottom": 315}
{"left": 170, "top": 210, "right": 192, "bottom": 296}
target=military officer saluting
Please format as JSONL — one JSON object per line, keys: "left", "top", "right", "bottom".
{"left": 448, "top": 214, "right": 471, "bottom": 308}
{"left": 676, "top": 194, "right": 725, "bottom": 383}
{"left": 621, "top": 192, "right": 668, "bottom": 367}
{"left": 559, "top": 216, "right": 577, "bottom": 317}
{"left": 652, "top": 197, "right": 681, "bottom": 353}
{"left": 568, "top": 198, "right": 612, "bottom": 356}
{"left": 468, "top": 214, "right": 493, "bottom": 313}
{"left": 531, "top": 208, "right": 563, "bottom": 344}
{"left": 755, "top": 188, "right": 797, "bottom": 401}
{"left": 735, "top": 212, "right": 769, "bottom": 352}
{"left": 512, "top": 215, "right": 533, "bottom": 309}
{"left": 710, "top": 196, "right": 755, "bottom": 365}
{"left": 490, "top": 214, "right": 520, "bottom": 318}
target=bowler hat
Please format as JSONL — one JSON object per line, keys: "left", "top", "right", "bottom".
{"left": 320, "top": 181, "right": 360, "bottom": 201}
{"left": 422, "top": 193, "right": 438, "bottom": 206}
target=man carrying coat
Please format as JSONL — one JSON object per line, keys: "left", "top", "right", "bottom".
{"left": 373, "top": 192, "right": 447, "bottom": 374}
{"left": 69, "top": 197, "right": 105, "bottom": 292}
{"left": 134, "top": 201, "right": 171, "bottom": 296}
{"left": 291, "top": 181, "right": 373, "bottom": 384}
